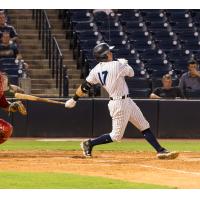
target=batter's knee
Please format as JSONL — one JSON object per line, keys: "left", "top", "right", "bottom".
{"left": 109, "top": 129, "right": 124, "bottom": 142}
{"left": 140, "top": 121, "right": 150, "bottom": 132}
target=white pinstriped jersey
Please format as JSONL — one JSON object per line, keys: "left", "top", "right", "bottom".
{"left": 86, "top": 59, "right": 149, "bottom": 141}
{"left": 86, "top": 60, "right": 134, "bottom": 97}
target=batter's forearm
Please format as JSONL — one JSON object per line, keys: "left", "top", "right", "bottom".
{"left": 73, "top": 85, "right": 85, "bottom": 101}
{"left": 73, "top": 81, "right": 92, "bottom": 101}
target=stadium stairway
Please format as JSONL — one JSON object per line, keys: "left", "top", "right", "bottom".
{"left": 8, "top": 9, "right": 83, "bottom": 97}
{"left": 8, "top": 9, "right": 60, "bottom": 97}
{"left": 45, "top": 9, "right": 83, "bottom": 96}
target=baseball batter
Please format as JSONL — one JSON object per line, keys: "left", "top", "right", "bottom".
{"left": 65, "top": 43, "right": 179, "bottom": 159}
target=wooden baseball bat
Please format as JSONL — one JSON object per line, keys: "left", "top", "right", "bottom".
{"left": 14, "top": 93, "right": 65, "bottom": 105}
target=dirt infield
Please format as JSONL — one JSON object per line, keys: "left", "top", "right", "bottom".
{"left": 0, "top": 150, "right": 200, "bottom": 188}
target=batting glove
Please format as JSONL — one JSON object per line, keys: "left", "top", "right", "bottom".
{"left": 65, "top": 98, "right": 77, "bottom": 108}
{"left": 117, "top": 58, "right": 128, "bottom": 65}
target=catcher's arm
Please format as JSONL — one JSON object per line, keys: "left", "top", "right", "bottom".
{"left": 65, "top": 81, "right": 92, "bottom": 108}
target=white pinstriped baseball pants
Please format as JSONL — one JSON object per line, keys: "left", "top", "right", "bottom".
{"left": 108, "top": 98, "right": 150, "bottom": 141}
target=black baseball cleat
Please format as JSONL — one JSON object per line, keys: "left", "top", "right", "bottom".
{"left": 80, "top": 139, "right": 93, "bottom": 158}
{"left": 157, "top": 148, "right": 179, "bottom": 160}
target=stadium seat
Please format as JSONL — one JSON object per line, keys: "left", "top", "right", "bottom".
{"left": 166, "top": 50, "right": 191, "bottom": 60}
{"left": 130, "top": 40, "right": 154, "bottom": 51}
{"left": 141, "top": 10, "right": 166, "bottom": 22}
{"left": 70, "top": 11, "right": 92, "bottom": 23}
{"left": 177, "top": 30, "right": 198, "bottom": 41}
{"left": 183, "top": 40, "right": 200, "bottom": 51}
{"left": 146, "top": 21, "right": 168, "bottom": 31}
{"left": 101, "top": 31, "right": 126, "bottom": 42}
{"left": 172, "top": 59, "right": 189, "bottom": 74}
{"left": 152, "top": 30, "right": 173, "bottom": 40}
{"left": 8, "top": 75, "right": 19, "bottom": 85}
{"left": 66, "top": 9, "right": 200, "bottom": 94}
{"left": 126, "top": 77, "right": 152, "bottom": 98}
{"left": 123, "top": 21, "right": 145, "bottom": 32}
{"left": 157, "top": 40, "right": 179, "bottom": 51}
{"left": 119, "top": 13, "right": 140, "bottom": 24}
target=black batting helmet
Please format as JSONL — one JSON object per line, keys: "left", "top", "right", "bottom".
{"left": 93, "top": 42, "right": 115, "bottom": 62}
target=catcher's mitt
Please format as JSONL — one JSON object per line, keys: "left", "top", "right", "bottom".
{"left": 9, "top": 101, "right": 27, "bottom": 115}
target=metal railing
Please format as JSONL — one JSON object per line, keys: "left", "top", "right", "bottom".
{"left": 32, "top": 9, "right": 68, "bottom": 97}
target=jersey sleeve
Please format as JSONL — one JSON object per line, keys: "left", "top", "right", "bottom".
{"left": 86, "top": 69, "right": 99, "bottom": 85}
{"left": 118, "top": 61, "right": 134, "bottom": 77}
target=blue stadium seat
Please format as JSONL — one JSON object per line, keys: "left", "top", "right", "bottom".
{"left": 141, "top": 11, "right": 165, "bottom": 22}
{"left": 67, "top": 9, "right": 200, "bottom": 95}
{"left": 157, "top": 40, "right": 179, "bottom": 51}
{"left": 171, "top": 22, "right": 194, "bottom": 31}
{"left": 127, "top": 30, "right": 150, "bottom": 41}
{"left": 126, "top": 77, "right": 152, "bottom": 98}
{"left": 93, "top": 11, "right": 116, "bottom": 22}
{"left": 105, "top": 40, "right": 128, "bottom": 50}
{"left": 139, "top": 49, "right": 164, "bottom": 60}
{"left": 97, "top": 21, "right": 121, "bottom": 32}
{"left": 101, "top": 31, "right": 125, "bottom": 42}
{"left": 76, "top": 31, "right": 99, "bottom": 42}
{"left": 166, "top": 50, "right": 191, "bottom": 60}
{"left": 0, "top": 58, "right": 15, "bottom": 64}
{"left": 126, "top": 77, "right": 151, "bottom": 97}
{"left": 70, "top": 12, "right": 92, "bottom": 23}
{"left": 168, "top": 12, "right": 190, "bottom": 23}
{"left": 72, "top": 22, "right": 95, "bottom": 32}
{"left": 119, "top": 13, "right": 140, "bottom": 24}
{"left": 4, "top": 68, "right": 19, "bottom": 75}
{"left": 112, "top": 49, "right": 133, "bottom": 59}
{"left": 177, "top": 30, "right": 198, "bottom": 41}
{"left": 172, "top": 59, "right": 189, "bottom": 74}
{"left": 146, "top": 21, "right": 168, "bottom": 31}
{"left": 183, "top": 41, "right": 200, "bottom": 51}
{"left": 123, "top": 21, "right": 145, "bottom": 32}
{"left": 152, "top": 30, "right": 173, "bottom": 40}
{"left": 130, "top": 40, "right": 154, "bottom": 51}
{"left": 129, "top": 89, "right": 152, "bottom": 98}
{"left": 8, "top": 75, "right": 19, "bottom": 85}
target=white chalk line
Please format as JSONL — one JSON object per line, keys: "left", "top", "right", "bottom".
{"left": 133, "top": 163, "right": 200, "bottom": 176}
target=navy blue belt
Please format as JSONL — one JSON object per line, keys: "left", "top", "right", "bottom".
{"left": 110, "top": 94, "right": 129, "bottom": 100}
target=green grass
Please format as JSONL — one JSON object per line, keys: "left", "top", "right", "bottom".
{"left": 0, "top": 171, "right": 173, "bottom": 189}
{"left": 0, "top": 139, "right": 199, "bottom": 152}
{"left": 0, "top": 139, "right": 198, "bottom": 189}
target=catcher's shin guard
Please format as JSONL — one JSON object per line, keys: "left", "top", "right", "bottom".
{"left": 0, "top": 119, "right": 13, "bottom": 144}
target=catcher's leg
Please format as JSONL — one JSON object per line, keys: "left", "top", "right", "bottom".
{"left": 0, "top": 119, "right": 13, "bottom": 144}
